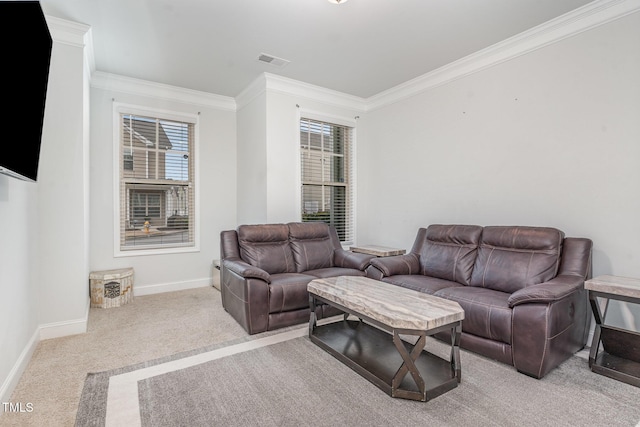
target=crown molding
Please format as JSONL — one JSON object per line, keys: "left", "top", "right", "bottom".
{"left": 84, "top": 28, "right": 96, "bottom": 75}
{"left": 52, "top": 0, "right": 640, "bottom": 114}
{"left": 91, "top": 71, "right": 237, "bottom": 111}
{"left": 235, "top": 74, "right": 268, "bottom": 111}
{"left": 366, "top": 0, "right": 640, "bottom": 111}
{"left": 236, "top": 73, "right": 366, "bottom": 112}
{"left": 45, "top": 15, "right": 90, "bottom": 47}
{"left": 46, "top": 16, "right": 95, "bottom": 74}
{"left": 264, "top": 73, "right": 367, "bottom": 112}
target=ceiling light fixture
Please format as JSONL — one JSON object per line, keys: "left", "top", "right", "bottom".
{"left": 328, "top": 0, "right": 348, "bottom": 4}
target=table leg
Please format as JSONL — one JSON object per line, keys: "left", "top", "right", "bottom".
{"left": 392, "top": 331, "right": 426, "bottom": 398}
{"left": 309, "top": 294, "right": 317, "bottom": 337}
{"left": 588, "top": 292, "right": 608, "bottom": 368}
{"left": 451, "top": 322, "right": 462, "bottom": 382}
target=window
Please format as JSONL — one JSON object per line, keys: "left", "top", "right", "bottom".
{"left": 117, "top": 109, "right": 196, "bottom": 253}
{"left": 300, "top": 117, "right": 354, "bottom": 244}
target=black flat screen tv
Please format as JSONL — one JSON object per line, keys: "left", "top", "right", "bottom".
{"left": 0, "top": 1, "right": 52, "bottom": 182}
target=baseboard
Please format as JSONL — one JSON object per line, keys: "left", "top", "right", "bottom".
{"left": 39, "top": 298, "right": 90, "bottom": 341}
{"left": 134, "top": 277, "right": 210, "bottom": 296}
{"left": 0, "top": 328, "right": 39, "bottom": 404}
{"left": 0, "top": 280, "right": 206, "bottom": 407}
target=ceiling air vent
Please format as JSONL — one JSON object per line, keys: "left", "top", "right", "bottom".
{"left": 257, "top": 53, "right": 290, "bottom": 68}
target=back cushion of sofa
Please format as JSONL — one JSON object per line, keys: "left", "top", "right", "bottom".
{"left": 288, "top": 222, "right": 334, "bottom": 273}
{"left": 470, "top": 226, "right": 564, "bottom": 293}
{"left": 238, "top": 224, "right": 295, "bottom": 274}
{"left": 418, "top": 224, "right": 483, "bottom": 286}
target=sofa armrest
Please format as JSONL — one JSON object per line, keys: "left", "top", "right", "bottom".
{"left": 368, "top": 253, "right": 420, "bottom": 278}
{"left": 222, "top": 258, "right": 271, "bottom": 283}
{"left": 511, "top": 273, "right": 589, "bottom": 378}
{"left": 334, "top": 249, "right": 375, "bottom": 270}
{"left": 508, "top": 274, "right": 584, "bottom": 307}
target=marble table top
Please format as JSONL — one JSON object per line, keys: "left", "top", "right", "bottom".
{"left": 584, "top": 275, "right": 640, "bottom": 300}
{"left": 308, "top": 276, "right": 464, "bottom": 331}
{"left": 350, "top": 245, "right": 406, "bottom": 257}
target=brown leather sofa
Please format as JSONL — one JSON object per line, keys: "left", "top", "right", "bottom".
{"left": 220, "top": 222, "right": 375, "bottom": 335}
{"left": 365, "top": 224, "right": 592, "bottom": 379}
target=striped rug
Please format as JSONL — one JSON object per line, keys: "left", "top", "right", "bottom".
{"left": 76, "top": 324, "right": 640, "bottom": 427}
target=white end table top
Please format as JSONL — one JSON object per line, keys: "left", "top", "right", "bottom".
{"left": 350, "top": 245, "right": 406, "bottom": 257}
{"left": 584, "top": 275, "right": 640, "bottom": 300}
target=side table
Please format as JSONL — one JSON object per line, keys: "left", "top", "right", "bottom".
{"left": 89, "top": 267, "right": 134, "bottom": 308}
{"left": 350, "top": 244, "right": 405, "bottom": 257}
{"left": 585, "top": 275, "right": 640, "bottom": 387}
{"left": 212, "top": 259, "right": 221, "bottom": 291}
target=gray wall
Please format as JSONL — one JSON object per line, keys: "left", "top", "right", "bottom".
{"left": 357, "top": 12, "right": 640, "bottom": 330}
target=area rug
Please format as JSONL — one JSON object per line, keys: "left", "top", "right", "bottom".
{"left": 76, "top": 326, "right": 640, "bottom": 427}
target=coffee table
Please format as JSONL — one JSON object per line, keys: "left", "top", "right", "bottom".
{"left": 308, "top": 276, "right": 464, "bottom": 401}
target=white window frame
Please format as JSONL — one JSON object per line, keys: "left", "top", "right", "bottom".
{"left": 297, "top": 110, "right": 357, "bottom": 247}
{"left": 113, "top": 103, "right": 200, "bottom": 257}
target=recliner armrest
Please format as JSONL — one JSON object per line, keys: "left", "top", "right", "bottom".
{"left": 222, "top": 258, "right": 271, "bottom": 283}
{"left": 369, "top": 253, "right": 420, "bottom": 277}
{"left": 508, "top": 274, "right": 585, "bottom": 307}
{"left": 334, "top": 249, "right": 375, "bottom": 270}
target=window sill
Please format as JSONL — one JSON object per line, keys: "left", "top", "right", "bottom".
{"left": 114, "top": 245, "right": 200, "bottom": 258}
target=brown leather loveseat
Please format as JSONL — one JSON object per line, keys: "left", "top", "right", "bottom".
{"left": 365, "top": 224, "right": 592, "bottom": 379}
{"left": 220, "top": 222, "right": 375, "bottom": 334}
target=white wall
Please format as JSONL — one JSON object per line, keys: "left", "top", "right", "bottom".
{"left": 358, "top": 12, "right": 640, "bottom": 330}
{"left": 1, "top": 16, "right": 90, "bottom": 401}
{"left": 236, "top": 87, "right": 268, "bottom": 225}
{"left": 89, "top": 77, "right": 237, "bottom": 295}
{"left": 0, "top": 178, "right": 39, "bottom": 402}
{"left": 237, "top": 74, "right": 366, "bottom": 226}
{"left": 37, "top": 36, "right": 91, "bottom": 337}
{"left": 265, "top": 92, "right": 300, "bottom": 224}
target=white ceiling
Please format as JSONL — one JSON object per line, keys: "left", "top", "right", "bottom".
{"left": 40, "top": 0, "right": 595, "bottom": 99}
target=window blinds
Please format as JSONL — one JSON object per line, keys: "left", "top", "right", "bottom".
{"left": 300, "top": 118, "right": 354, "bottom": 244}
{"left": 119, "top": 114, "right": 195, "bottom": 250}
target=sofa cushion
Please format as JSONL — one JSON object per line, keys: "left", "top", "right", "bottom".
{"left": 435, "top": 286, "right": 512, "bottom": 345}
{"left": 470, "top": 226, "right": 564, "bottom": 293}
{"left": 418, "top": 224, "right": 483, "bottom": 286}
{"left": 382, "top": 275, "right": 459, "bottom": 295}
{"left": 288, "top": 222, "right": 335, "bottom": 273}
{"left": 238, "top": 224, "right": 295, "bottom": 274}
{"left": 268, "top": 273, "right": 317, "bottom": 313}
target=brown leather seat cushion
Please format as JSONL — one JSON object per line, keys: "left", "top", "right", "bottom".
{"left": 382, "top": 274, "right": 459, "bottom": 295}
{"left": 268, "top": 273, "right": 317, "bottom": 313}
{"left": 436, "top": 286, "right": 512, "bottom": 344}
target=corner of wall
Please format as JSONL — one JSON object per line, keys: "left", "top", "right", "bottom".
{"left": 0, "top": 328, "right": 40, "bottom": 404}
{"left": 38, "top": 297, "right": 90, "bottom": 341}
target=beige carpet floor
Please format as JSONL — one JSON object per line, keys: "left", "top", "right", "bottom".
{"left": 1, "top": 286, "right": 247, "bottom": 427}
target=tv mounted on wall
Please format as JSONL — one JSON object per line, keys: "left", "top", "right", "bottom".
{"left": 0, "top": 1, "right": 52, "bottom": 182}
